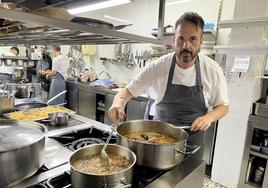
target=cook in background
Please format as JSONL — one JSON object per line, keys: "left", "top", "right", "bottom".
{"left": 0, "top": 46, "right": 18, "bottom": 81}
{"left": 36, "top": 45, "right": 52, "bottom": 98}
{"left": 109, "top": 12, "right": 229, "bottom": 160}
{"left": 45, "top": 45, "right": 70, "bottom": 105}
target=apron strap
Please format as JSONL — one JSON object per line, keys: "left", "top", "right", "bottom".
{"left": 167, "top": 55, "right": 177, "bottom": 84}
{"left": 195, "top": 56, "right": 203, "bottom": 91}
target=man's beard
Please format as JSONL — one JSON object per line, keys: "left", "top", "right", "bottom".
{"left": 176, "top": 49, "right": 199, "bottom": 64}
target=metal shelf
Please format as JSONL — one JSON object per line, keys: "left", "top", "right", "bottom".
{"left": 250, "top": 150, "right": 268, "bottom": 160}
{"left": 245, "top": 181, "right": 262, "bottom": 188}
{"left": 214, "top": 45, "right": 268, "bottom": 54}
{"left": 218, "top": 17, "right": 268, "bottom": 28}
{"left": 0, "top": 8, "right": 163, "bottom": 45}
{"left": 151, "top": 29, "right": 216, "bottom": 42}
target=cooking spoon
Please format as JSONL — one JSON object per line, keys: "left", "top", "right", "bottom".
{"left": 100, "top": 123, "right": 117, "bottom": 165}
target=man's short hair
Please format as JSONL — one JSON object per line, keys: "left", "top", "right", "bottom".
{"left": 175, "top": 12, "right": 204, "bottom": 31}
{"left": 10, "top": 46, "right": 19, "bottom": 54}
{"left": 41, "top": 45, "right": 47, "bottom": 49}
{"left": 52, "top": 45, "right": 61, "bottom": 52}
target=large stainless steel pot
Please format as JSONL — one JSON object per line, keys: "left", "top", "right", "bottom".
{"left": 116, "top": 120, "right": 200, "bottom": 170}
{"left": 0, "top": 94, "right": 14, "bottom": 114}
{"left": 15, "top": 84, "right": 29, "bottom": 98}
{"left": 0, "top": 120, "right": 47, "bottom": 187}
{"left": 69, "top": 144, "right": 136, "bottom": 188}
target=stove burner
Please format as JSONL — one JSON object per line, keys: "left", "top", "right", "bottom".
{"left": 69, "top": 138, "right": 105, "bottom": 151}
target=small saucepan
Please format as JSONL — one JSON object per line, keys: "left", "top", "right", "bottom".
{"left": 42, "top": 112, "right": 69, "bottom": 126}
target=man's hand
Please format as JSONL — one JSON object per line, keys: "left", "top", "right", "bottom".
{"left": 108, "top": 106, "right": 126, "bottom": 123}
{"left": 191, "top": 114, "right": 213, "bottom": 131}
{"left": 191, "top": 104, "right": 229, "bottom": 131}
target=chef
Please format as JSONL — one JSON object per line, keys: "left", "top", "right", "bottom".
{"left": 45, "top": 45, "right": 70, "bottom": 105}
{"left": 36, "top": 45, "right": 52, "bottom": 92}
{"left": 109, "top": 12, "right": 229, "bottom": 158}
{"left": 0, "top": 46, "right": 19, "bottom": 81}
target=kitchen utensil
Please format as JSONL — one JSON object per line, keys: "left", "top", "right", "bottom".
{"left": 43, "top": 112, "right": 69, "bottom": 126}
{"left": 0, "top": 120, "right": 46, "bottom": 187}
{"left": 0, "top": 94, "right": 14, "bottom": 114}
{"left": 71, "top": 17, "right": 132, "bottom": 31}
{"left": 116, "top": 120, "right": 200, "bottom": 170}
{"left": 15, "top": 102, "right": 47, "bottom": 111}
{"left": 31, "top": 7, "right": 74, "bottom": 21}
{"left": 254, "top": 166, "right": 265, "bottom": 183}
{"left": 100, "top": 124, "right": 116, "bottom": 165}
{"left": 69, "top": 144, "right": 136, "bottom": 188}
{"left": 47, "top": 90, "right": 67, "bottom": 105}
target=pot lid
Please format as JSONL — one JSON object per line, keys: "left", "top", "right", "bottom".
{"left": 0, "top": 120, "right": 46, "bottom": 152}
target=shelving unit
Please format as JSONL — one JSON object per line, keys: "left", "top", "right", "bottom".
{"left": 218, "top": 17, "right": 268, "bottom": 28}
{"left": 250, "top": 150, "right": 268, "bottom": 160}
{"left": 151, "top": 29, "right": 217, "bottom": 56}
{"left": 0, "top": 7, "right": 164, "bottom": 45}
{"left": 214, "top": 45, "right": 268, "bottom": 54}
{"left": 240, "top": 114, "right": 268, "bottom": 188}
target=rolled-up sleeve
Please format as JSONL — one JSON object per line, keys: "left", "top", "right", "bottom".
{"left": 127, "top": 61, "right": 156, "bottom": 97}
{"left": 211, "top": 67, "right": 229, "bottom": 107}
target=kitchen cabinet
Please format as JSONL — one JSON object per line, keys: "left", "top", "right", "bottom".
{"left": 104, "top": 94, "right": 114, "bottom": 125}
{"left": 239, "top": 114, "right": 268, "bottom": 188}
{"left": 66, "top": 82, "right": 148, "bottom": 124}
{"left": 78, "top": 88, "right": 96, "bottom": 119}
{"left": 66, "top": 82, "right": 79, "bottom": 113}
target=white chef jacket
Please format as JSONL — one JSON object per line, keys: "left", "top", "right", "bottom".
{"left": 52, "top": 54, "right": 70, "bottom": 79}
{"left": 127, "top": 52, "right": 229, "bottom": 108}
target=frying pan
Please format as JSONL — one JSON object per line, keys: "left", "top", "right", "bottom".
{"left": 71, "top": 17, "right": 132, "bottom": 30}
{"left": 14, "top": 90, "right": 67, "bottom": 111}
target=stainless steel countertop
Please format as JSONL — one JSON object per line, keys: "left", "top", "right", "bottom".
{"left": 67, "top": 80, "right": 148, "bottom": 102}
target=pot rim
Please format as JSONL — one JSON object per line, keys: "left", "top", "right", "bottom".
{"left": 69, "top": 144, "right": 136, "bottom": 176}
{"left": 0, "top": 119, "right": 47, "bottom": 153}
{"left": 116, "top": 119, "right": 189, "bottom": 146}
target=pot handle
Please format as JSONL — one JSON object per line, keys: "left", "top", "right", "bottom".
{"left": 175, "top": 144, "right": 200, "bottom": 155}
{"left": 119, "top": 178, "right": 131, "bottom": 188}
{"left": 41, "top": 119, "right": 52, "bottom": 122}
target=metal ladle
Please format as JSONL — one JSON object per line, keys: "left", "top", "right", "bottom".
{"left": 100, "top": 123, "right": 117, "bottom": 166}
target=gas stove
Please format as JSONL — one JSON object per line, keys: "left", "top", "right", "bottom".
{"left": 26, "top": 166, "right": 168, "bottom": 188}
{"left": 11, "top": 114, "right": 206, "bottom": 188}
{"left": 49, "top": 126, "right": 117, "bottom": 151}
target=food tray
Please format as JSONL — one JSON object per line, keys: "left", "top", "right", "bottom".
{"left": 4, "top": 106, "right": 75, "bottom": 121}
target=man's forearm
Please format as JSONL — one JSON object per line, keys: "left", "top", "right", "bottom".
{"left": 207, "top": 104, "right": 229, "bottom": 122}
{"left": 112, "top": 88, "right": 134, "bottom": 108}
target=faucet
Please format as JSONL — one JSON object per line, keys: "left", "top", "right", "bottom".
{"left": 98, "top": 71, "right": 111, "bottom": 80}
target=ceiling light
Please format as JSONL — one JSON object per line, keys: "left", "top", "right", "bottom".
{"left": 104, "top": 15, "right": 133, "bottom": 24}
{"left": 68, "top": 0, "right": 131, "bottom": 14}
{"left": 166, "top": 0, "right": 189, "bottom": 6}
